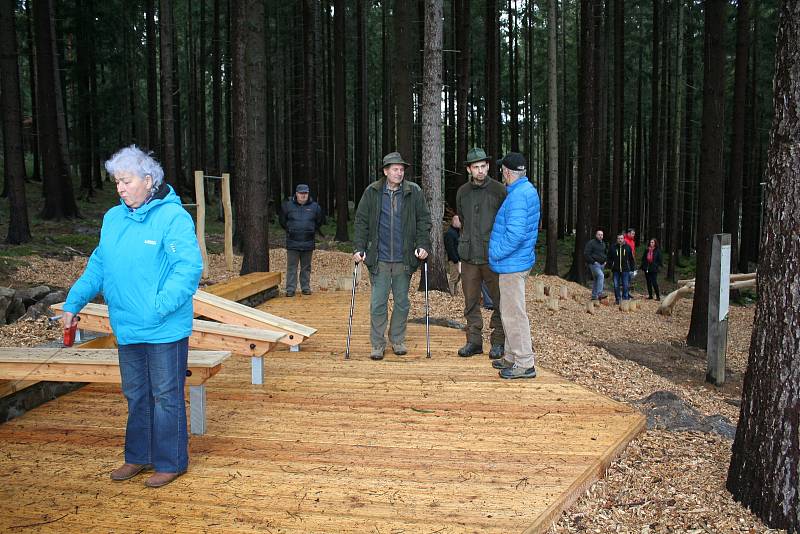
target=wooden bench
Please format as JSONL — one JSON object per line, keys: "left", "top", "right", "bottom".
{"left": 0, "top": 348, "right": 230, "bottom": 435}
{"left": 52, "top": 302, "right": 286, "bottom": 385}
{"left": 202, "top": 271, "right": 281, "bottom": 302}
{"left": 193, "top": 290, "right": 316, "bottom": 349}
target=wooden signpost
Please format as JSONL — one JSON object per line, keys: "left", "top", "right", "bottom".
{"left": 193, "top": 170, "right": 234, "bottom": 278}
{"left": 706, "top": 233, "right": 731, "bottom": 386}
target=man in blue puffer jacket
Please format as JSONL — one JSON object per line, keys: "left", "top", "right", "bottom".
{"left": 488, "top": 152, "right": 541, "bottom": 379}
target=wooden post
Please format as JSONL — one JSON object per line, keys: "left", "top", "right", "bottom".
{"left": 194, "top": 171, "right": 209, "bottom": 278}
{"left": 707, "top": 233, "right": 731, "bottom": 386}
{"left": 221, "top": 173, "right": 234, "bottom": 271}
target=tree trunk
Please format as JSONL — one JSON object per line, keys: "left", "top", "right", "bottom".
{"left": 171, "top": 4, "right": 184, "bottom": 192}
{"left": 485, "top": 0, "right": 500, "bottom": 169}
{"left": 355, "top": 0, "right": 369, "bottom": 202}
{"left": 723, "top": 0, "right": 751, "bottom": 273}
{"left": 420, "top": 0, "right": 448, "bottom": 292}
{"left": 687, "top": 0, "right": 727, "bottom": 349}
{"left": 381, "top": 1, "right": 394, "bottom": 156}
{"left": 632, "top": 45, "right": 643, "bottom": 232}
{"left": 0, "top": 0, "right": 31, "bottom": 243}
{"left": 211, "top": 0, "right": 221, "bottom": 174}
{"left": 508, "top": 0, "right": 519, "bottom": 152}
{"left": 394, "top": 0, "right": 414, "bottom": 167}
{"left": 544, "top": 0, "right": 559, "bottom": 276}
{"left": 455, "top": 0, "right": 470, "bottom": 195}
{"left": 34, "top": 0, "right": 79, "bottom": 220}
{"left": 611, "top": 0, "right": 623, "bottom": 235}
{"left": 159, "top": 0, "right": 178, "bottom": 187}
{"left": 76, "top": 0, "right": 94, "bottom": 198}
{"left": 198, "top": 0, "right": 207, "bottom": 171}
{"left": 146, "top": 0, "right": 159, "bottom": 151}
{"left": 24, "top": 0, "right": 40, "bottom": 183}
{"left": 667, "top": 0, "right": 684, "bottom": 282}
{"left": 681, "top": 4, "right": 695, "bottom": 258}
{"left": 225, "top": 0, "right": 233, "bottom": 171}
{"left": 567, "top": 0, "right": 599, "bottom": 284}
{"left": 301, "top": 0, "right": 317, "bottom": 195}
{"left": 738, "top": 4, "right": 759, "bottom": 274}
{"left": 726, "top": 7, "right": 800, "bottom": 530}
{"left": 646, "top": 0, "right": 660, "bottom": 243}
{"left": 333, "top": 0, "right": 348, "bottom": 241}
{"left": 232, "top": 0, "right": 269, "bottom": 274}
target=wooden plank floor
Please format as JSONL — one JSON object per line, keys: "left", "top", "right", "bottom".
{"left": 0, "top": 290, "right": 644, "bottom": 533}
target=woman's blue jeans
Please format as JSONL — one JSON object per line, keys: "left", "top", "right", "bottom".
{"left": 118, "top": 338, "right": 189, "bottom": 473}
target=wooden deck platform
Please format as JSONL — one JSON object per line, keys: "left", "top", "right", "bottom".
{"left": 0, "top": 290, "right": 644, "bottom": 533}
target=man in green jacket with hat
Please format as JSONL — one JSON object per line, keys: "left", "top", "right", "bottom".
{"left": 353, "top": 152, "right": 432, "bottom": 360}
{"left": 455, "top": 147, "right": 507, "bottom": 359}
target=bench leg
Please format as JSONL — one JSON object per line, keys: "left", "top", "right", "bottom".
{"left": 290, "top": 345, "right": 299, "bottom": 352}
{"left": 189, "top": 385, "right": 206, "bottom": 435}
{"left": 251, "top": 356, "right": 264, "bottom": 385}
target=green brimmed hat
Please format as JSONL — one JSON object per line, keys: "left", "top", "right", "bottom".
{"left": 464, "top": 147, "right": 491, "bottom": 165}
{"left": 382, "top": 152, "right": 410, "bottom": 168}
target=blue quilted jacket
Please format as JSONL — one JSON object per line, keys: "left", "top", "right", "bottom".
{"left": 64, "top": 185, "right": 203, "bottom": 344}
{"left": 488, "top": 177, "right": 541, "bottom": 274}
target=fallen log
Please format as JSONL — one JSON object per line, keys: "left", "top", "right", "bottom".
{"left": 658, "top": 278, "right": 756, "bottom": 315}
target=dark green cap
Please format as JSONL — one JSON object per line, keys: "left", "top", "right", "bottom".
{"left": 382, "top": 152, "right": 410, "bottom": 168}
{"left": 464, "top": 147, "right": 491, "bottom": 165}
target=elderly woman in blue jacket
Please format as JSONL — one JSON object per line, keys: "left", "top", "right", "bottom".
{"left": 63, "top": 146, "right": 203, "bottom": 488}
{"left": 488, "top": 153, "right": 541, "bottom": 380}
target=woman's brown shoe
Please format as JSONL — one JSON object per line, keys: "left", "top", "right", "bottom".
{"left": 144, "top": 471, "right": 185, "bottom": 488}
{"left": 110, "top": 463, "right": 151, "bottom": 481}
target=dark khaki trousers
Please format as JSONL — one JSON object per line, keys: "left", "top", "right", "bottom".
{"left": 461, "top": 262, "right": 504, "bottom": 345}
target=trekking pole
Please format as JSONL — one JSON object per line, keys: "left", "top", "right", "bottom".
{"left": 345, "top": 254, "right": 363, "bottom": 360}
{"left": 423, "top": 258, "right": 431, "bottom": 359}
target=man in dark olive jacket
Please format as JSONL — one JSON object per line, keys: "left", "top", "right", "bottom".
{"left": 279, "top": 184, "right": 325, "bottom": 297}
{"left": 455, "top": 147, "right": 507, "bottom": 359}
{"left": 353, "top": 152, "right": 431, "bottom": 361}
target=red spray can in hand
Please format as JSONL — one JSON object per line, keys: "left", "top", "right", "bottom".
{"left": 63, "top": 318, "right": 79, "bottom": 347}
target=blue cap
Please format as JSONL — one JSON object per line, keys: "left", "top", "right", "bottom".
{"left": 296, "top": 184, "right": 310, "bottom": 193}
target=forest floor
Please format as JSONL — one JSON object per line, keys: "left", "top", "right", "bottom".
{"left": 0, "top": 182, "right": 777, "bottom": 532}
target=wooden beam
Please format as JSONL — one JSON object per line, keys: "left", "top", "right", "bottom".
{"left": 222, "top": 173, "right": 234, "bottom": 271}
{"left": 202, "top": 271, "right": 281, "bottom": 302}
{"left": 195, "top": 170, "right": 209, "bottom": 279}
{"left": 0, "top": 348, "right": 230, "bottom": 386}
{"left": 51, "top": 303, "right": 285, "bottom": 356}
{"left": 194, "top": 290, "right": 316, "bottom": 344}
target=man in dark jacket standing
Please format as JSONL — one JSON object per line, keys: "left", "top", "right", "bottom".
{"left": 608, "top": 232, "right": 635, "bottom": 305}
{"left": 583, "top": 229, "right": 607, "bottom": 301}
{"left": 353, "top": 152, "right": 431, "bottom": 360}
{"left": 455, "top": 148, "right": 507, "bottom": 359}
{"left": 279, "top": 184, "right": 325, "bottom": 297}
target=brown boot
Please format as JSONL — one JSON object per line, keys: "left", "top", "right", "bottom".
{"left": 110, "top": 463, "right": 151, "bottom": 481}
{"left": 144, "top": 471, "right": 185, "bottom": 488}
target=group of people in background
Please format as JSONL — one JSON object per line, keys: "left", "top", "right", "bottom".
{"left": 349, "top": 148, "right": 541, "bottom": 380}
{"left": 278, "top": 147, "right": 542, "bottom": 380}
{"left": 584, "top": 227, "right": 663, "bottom": 305}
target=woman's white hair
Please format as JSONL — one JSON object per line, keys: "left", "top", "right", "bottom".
{"left": 105, "top": 145, "right": 164, "bottom": 188}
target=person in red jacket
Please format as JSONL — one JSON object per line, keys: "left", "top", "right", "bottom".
{"left": 624, "top": 228, "right": 637, "bottom": 258}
